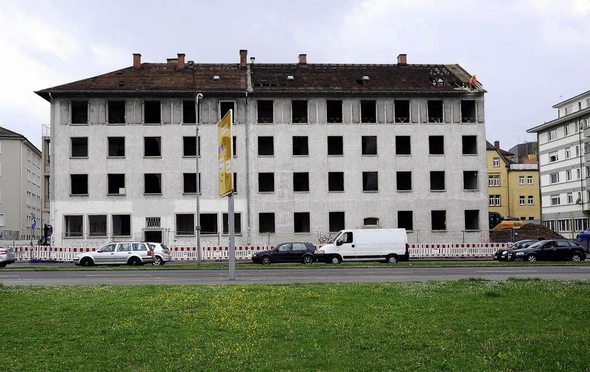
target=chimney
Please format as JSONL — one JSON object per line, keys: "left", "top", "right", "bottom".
{"left": 494, "top": 141, "right": 500, "bottom": 150}
{"left": 298, "top": 53, "right": 307, "bottom": 64}
{"left": 133, "top": 53, "right": 141, "bottom": 68}
{"left": 177, "top": 53, "right": 185, "bottom": 68}
{"left": 240, "top": 49, "right": 247, "bottom": 68}
{"left": 397, "top": 54, "right": 407, "bottom": 65}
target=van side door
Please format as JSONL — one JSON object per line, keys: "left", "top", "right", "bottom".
{"left": 337, "top": 231, "right": 355, "bottom": 260}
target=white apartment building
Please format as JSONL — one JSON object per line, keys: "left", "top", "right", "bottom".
{"left": 36, "top": 51, "right": 488, "bottom": 247}
{"left": 0, "top": 127, "right": 43, "bottom": 240}
{"left": 527, "top": 90, "right": 590, "bottom": 236}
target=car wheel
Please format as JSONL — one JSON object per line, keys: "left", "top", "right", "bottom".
{"left": 80, "top": 257, "right": 93, "bottom": 267}
{"left": 261, "top": 256, "right": 271, "bottom": 265}
{"left": 152, "top": 256, "right": 164, "bottom": 266}
{"left": 330, "top": 255, "right": 342, "bottom": 264}
{"left": 572, "top": 253, "right": 582, "bottom": 262}
{"left": 302, "top": 255, "right": 313, "bottom": 264}
{"left": 128, "top": 257, "right": 142, "bottom": 266}
{"left": 0, "top": 263, "right": 6, "bottom": 268}
{"left": 386, "top": 255, "right": 398, "bottom": 264}
{"left": 527, "top": 254, "right": 537, "bottom": 262}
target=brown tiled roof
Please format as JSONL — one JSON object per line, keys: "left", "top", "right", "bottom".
{"left": 486, "top": 140, "right": 515, "bottom": 165}
{"left": 36, "top": 59, "right": 483, "bottom": 101}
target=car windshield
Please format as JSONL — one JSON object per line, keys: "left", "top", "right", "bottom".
{"left": 526, "top": 241, "right": 544, "bottom": 250}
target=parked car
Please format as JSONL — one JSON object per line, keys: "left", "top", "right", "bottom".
{"left": 493, "top": 239, "right": 539, "bottom": 261}
{"left": 0, "top": 247, "right": 16, "bottom": 267}
{"left": 508, "top": 239, "right": 587, "bottom": 262}
{"left": 577, "top": 228, "right": 590, "bottom": 240}
{"left": 251, "top": 242, "right": 316, "bottom": 264}
{"left": 148, "top": 242, "right": 172, "bottom": 266}
{"left": 74, "top": 242, "right": 154, "bottom": 266}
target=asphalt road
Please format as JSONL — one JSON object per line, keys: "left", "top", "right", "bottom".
{"left": 1, "top": 264, "right": 590, "bottom": 285}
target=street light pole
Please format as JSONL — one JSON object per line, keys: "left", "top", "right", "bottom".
{"left": 191, "top": 63, "right": 203, "bottom": 262}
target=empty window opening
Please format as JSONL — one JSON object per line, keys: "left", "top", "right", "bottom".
{"left": 223, "top": 213, "right": 241, "bottom": 234}
{"left": 465, "top": 210, "right": 480, "bottom": 230}
{"left": 71, "top": 137, "right": 88, "bottom": 157}
{"left": 108, "top": 137, "right": 125, "bottom": 157}
{"left": 398, "top": 211, "right": 413, "bottom": 231}
{"left": 361, "top": 100, "right": 377, "bottom": 123}
{"left": 327, "top": 100, "right": 342, "bottom": 123}
{"left": 430, "top": 171, "right": 445, "bottom": 191}
{"left": 462, "top": 136, "right": 477, "bottom": 155}
{"left": 108, "top": 100, "right": 126, "bottom": 124}
{"left": 431, "top": 210, "right": 446, "bottom": 231}
{"left": 396, "top": 171, "right": 412, "bottom": 191}
{"left": 200, "top": 213, "right": 218, "bottom": 235}
{"left": 363, "top": 217, "right": 379, "bottom": 227}
{"left": 144, "top": 173, "right": 162, "bottom": 194}
{"left": 363, "top": 171, "right": 378, "bottom": 192}
{"left": 429, "top": 136, "right": 444, "bottom": 155}
{"left": 328, "top": 172, "right": 344, "bottom": 192}
{"left": 176, "top": 214, "right": 194, "bottom": 236}
{"left": 395, "top": 100, "right": 410, "bottom": 123}
{"left": 89, "top": 215, "right": 107, "bottom": 237}
{"left": 144, "top": 100, "right": 161, "bottom": 124}
{"left": 183, "top": 173, "right": 200, "bottom": 194}
{"left": 182, "top": 100, "right": 196, "bottom": 124}
{"left": 220, "top": 101, "right": 235, "bottom": 121}
{"left": 362, "top": 136, "right": 377, "bottom": 155}
{"left": 233, "top": 172, "right": 237, "bottom": 193}
{"left": 65, "top": 215, "right": 83, "bottom": 237}
{"left": 112, "top": 214, "right": 131, "bottom": 236}
{"left": 293, "top": 136, "right": 309, "bottom": 156}
{"left": 183, "top": 136, "right": 200, "bottom": 157}
{"left": 329, "top": 212, "right": 345, "bottom": 232}
{"left": 108, "top": 174, "right": 125, "bottom": 195}
{"left": 461, "top": 100, "right": 476, "bottom": 123}
{"left": 464, "top": 171, "right": 478, "bottom": 190}
{"left": 71, "top": 174, "right": 88, "bottom": 195}
{"left": 427, "top": 100, "right": 443, "bottom": 123}
{"left": 233, "top": 136, "right": 237, "bottom": 157}
{"left": 395, "top": 136, "right": 411, "bottom": 155}
{"left": 258, "top": 136, "right": 274, "bottom": 156}
{"left": 294, "top": 212, "right": 310, "bottom": 233}
{"left": 144, "top": 137, "right": 161, "bottom": 157}
{"left": 293, "top": 172, "right": 309, "bottom": 192}
{"left": 257, "top": 100, "right": 273, "bottom": 123}
{"left": 71, "top": 100, "right": 88, "bottom": 124}
{"left": 292, "top": 100, "right": 308, "bottom": 123}
{"left": 259, "top": 213, "right": 275, "bottom": 233}
{"left": 258, "top": 173, "right": 275, "bottom": 192}
{"left": 328, "top": 136, "right": 343, "bottom": 155}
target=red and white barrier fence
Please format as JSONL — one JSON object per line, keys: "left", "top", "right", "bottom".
{"left": 11, "top": 243, "right": 508, "bottom": 262}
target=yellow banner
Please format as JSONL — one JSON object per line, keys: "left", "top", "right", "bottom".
{"left": 218, "top": 110, "right": 232, "bottom": 196}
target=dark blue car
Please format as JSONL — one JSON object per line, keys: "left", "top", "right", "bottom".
{"left": 251, "top": 242, "right": 316, "bottom": 265}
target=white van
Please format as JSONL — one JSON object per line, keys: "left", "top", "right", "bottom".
{"left": 315, "top": 228, "right": 408, "bottom": 264}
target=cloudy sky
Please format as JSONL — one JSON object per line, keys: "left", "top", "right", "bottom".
{"left": 1, "top": 0, "right": 589, "bottom": 150}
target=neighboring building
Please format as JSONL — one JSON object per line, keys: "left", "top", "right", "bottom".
{"left": 509, "top": 141, "right": 538, "bottom": 164}
{"left": 41, "top": 124, "right": 51, "bottom": 239}
{"left": 36, "top": 51, "right": 488, "bottom": 247}
{"left": 486, "top": 141, "right": 540, "bottom": 222}
{"left": 0, "top": 127, "right": 43, "bottom": 240}
{"left": 527, "top": 90, "right": 590, "bottom": 237}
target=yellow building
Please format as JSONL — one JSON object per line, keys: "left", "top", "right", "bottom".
{"left": 487, "top": 141, "right": 541, "bottom": 222}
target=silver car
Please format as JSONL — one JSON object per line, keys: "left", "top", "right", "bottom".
{"left": 74, "top": 242, "right": 154, "bottom": 266}
{"left": 0, "top": 247, "right": 16, "bottom": 267}
{"left": 148, "top": 242, "right": 172, "bottom": 266}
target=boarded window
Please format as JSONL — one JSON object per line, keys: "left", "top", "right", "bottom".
{"left": 108, "top": 137, "right": 125, "bottom": 157}
{"left": 144, "top": 173, "right": 162, "bottom": 194}
{"left": 398, "top": 211, "right": 413, "bottom": 231}
{"left": 258, "top": 173, "right": 274, "bottom": 192}
{"left": 176, "top": 214, "right": 194, "bottom": 235}
{"left": 396, "top": 171, "right": 412, "bottom": 191}
{"left": 462, "top": 136, "right": 477, "bottom": 155}
{"left": 464, "top": 171, "right": 478, "bottom": 190}
{"left": 328, "top": 136, "right": 343, "bottom": 155}
{"left": 363, "top": 171, "right": 378, "bottom": 192}
{"left": 362, "top": 136, "right": 377, "bottom": 155}
{"left": 292, "top": 100, "right": 308, "bottom": 123}
{"left": 71, "top": 100, "right": 88, "bottom": 124}
{"left": 257, "top": 100, "right": 273, "bottom": 123}
{"left": 430, "top": 171, "right": 445, "bottom": 191}
{"left": 88, "top": 215, "right": 107, "bottom": 236}
{"left": 294, "top": 212, "right": 310, "bottom": 233}
{"left": 293, "top": 172, "right": 309, "bottom": 192}
{"left": 461, "top": 100, "right": 476, "bottom": 123}
{"left": 64, "top": 215, "right": 83, "bottom": 237}
{"left": 327, "top": 100, "right": 342, "bottom": 123}
{"left": 112, "top": 214, "right": 131, "bottom": 236}
{"left": 182, "top": 100, "right": 196, "bottom": 123}
{"left": 395, "top": 100, "right": 410, "bottom": 123}
{"left": 427, "top": 100, "right": 443, "bottom": 123}
{"left": 107, "top": 174, "right": 125, "bottom": 195}
{"left": 328, "top": 172, "right": 344, "bottom": 192}
{"left": 108, "top": 100, "right": 125, "bottom": 124}
{"left": 144, "top": 137, "right": 161, "bottom": 157}
{"left": 429, "top": 136, "right": 444, "bottom": 154}
{"left": 144, "top": 100, "right": 161, "bottom": 124}
{"left": 200, "top": 213, "right": 218, "bottom": 235}
{"left": 71, "top": 137, "right": 88, "bottom": 157}
{"left": 223, "top": 213, "right": 241, "bottom": 234}
{"left": 431, "top": 210, "right": 446, "bottom": 231}
{"left": 183, "top": 136, "right": 199, "bottom": 157}
{"left": 259, "top": 213, "right": 275, "bottom": 233}
{"left": 361, "top": 100, "right": 376, "bottom": 123}
{"left": 71, "top": 174, "right": 88, "bottom": 195}
{"left": 293, "top": 136, "right": 309, "bottom": 155}
{"left": 465, "top": 210, "right": 479, "bottom": 230}
{"left": 258, "top": 136, "right": 274, "bottom": 156}
{"left": 395, "top": 136, "right": 411, "bottom": 155}
{"left": 329, "top": 211, "right": 345, "bottom": 232}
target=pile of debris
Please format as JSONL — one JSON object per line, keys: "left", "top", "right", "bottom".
{"left": 490, "top": 223, "right": 564, "bottom": 242}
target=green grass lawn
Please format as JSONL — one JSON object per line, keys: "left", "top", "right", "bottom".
{"left": 1, "top": 279, "right": 589, "bottom": 371}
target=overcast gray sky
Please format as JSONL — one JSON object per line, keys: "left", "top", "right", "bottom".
{"left": 1, "top": 0, "right": 589, "bottom": 150}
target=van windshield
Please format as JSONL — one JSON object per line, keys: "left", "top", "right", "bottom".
{"left": 328, "top": 233, "right": 342, "bottom": 244}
